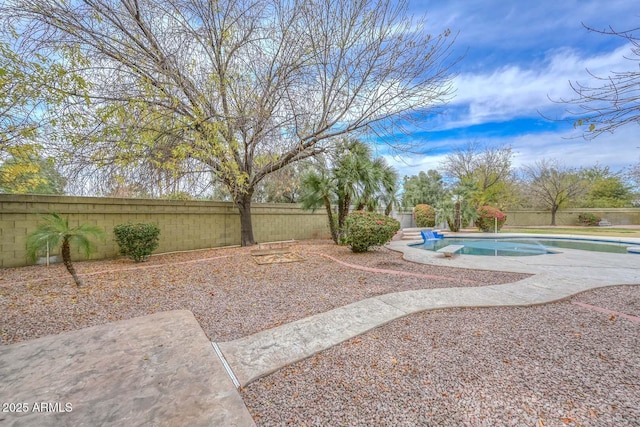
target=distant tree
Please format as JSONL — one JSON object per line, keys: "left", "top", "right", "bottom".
{"left": 578, "top": 164, "right": 632, "bottom": 207}
{"left": 7, "top": 0, "right": 457, "bottom": 246}
{"left": 401, "top": 170, "right": 446, "bottom": 208}
{"left": 435, "top": 182, "right": 478, "bottom": 232}
{"left": 562, "top": 24, "right": 640, "bottom": 139}
{"left": 253, "top": 162, "right": 313, "bottom": 204}
{"left": 441, "top": 142, "right": 514, "bottom": 207}
{"left": 0, "top": 151, "right": 66, "bottom": 194}
{"left": 521, "top": 159, "right": 586, "bottom": 226}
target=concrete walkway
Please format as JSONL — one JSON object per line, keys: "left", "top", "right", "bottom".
{"left": 0, "top": 310, "right": 255, "bottom": 427}
{"left": 217, "top": 234, "right": 640, "bottom": 387}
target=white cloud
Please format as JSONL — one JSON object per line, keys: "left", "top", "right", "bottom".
{"left": 445, "top": 44, "right": 634, "bottom": 128}
{"left": 385, "top": 124, "right": 639, "bottom": 180}
{"left": 510, "top": 125, "right": 640, "bottom": 171}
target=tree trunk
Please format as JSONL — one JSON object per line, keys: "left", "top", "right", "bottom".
{"left": 550, "top": 206, "right": 558, "bottom": 226}
{"left": 62, "top": 238, "right": 84, "bottom": 287}
{"left": 336, "top": 194, "right": 350, "bottom": 244}
{"left": 323, "top": 196, "right": 338, "bottom": 244}
{"left": 454, "top": 200, "right": 461, "bottom": 232}
{"left": 237, "top": 192, "right": 256, "bottom": 246}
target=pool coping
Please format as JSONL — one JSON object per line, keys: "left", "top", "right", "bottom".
{"left": 409, "top": 232, "right": 640, "bottom": 256}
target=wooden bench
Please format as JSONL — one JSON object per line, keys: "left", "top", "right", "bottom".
{"left": 437, "top": 245, "right": 464, "bottom": 257}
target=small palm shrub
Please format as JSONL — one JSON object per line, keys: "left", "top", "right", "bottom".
{"left": 578, "top": 213, "right": 601, "bottom": 226}
{"left": 26, "top": 213, "right": 105, "bottom": 286}
{"left": 113, "top": 222, "right": 160, "bottom": 262}
{"left": 475, "top": 206, "right": 507, "bottom": 232}
{"left": 345, "top": 210, "right": 400, "bottom": 253}
{"left": 414, "top": 204, "right": 436, "bottom": 228}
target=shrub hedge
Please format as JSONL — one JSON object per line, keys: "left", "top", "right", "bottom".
{"left": 578, "top": 213, "right": 601, "bottom": 226}
{"left": 113, "top": 222, "right": 160, "bottom": 262}
{"left": 475, "top": 206, "right": 507, "bottom": 232}
{"left": 345, "top": 211, "right": 400, "bottom": 253}
{"left": 414, "top": 204, "right": 436, "bottom": 228}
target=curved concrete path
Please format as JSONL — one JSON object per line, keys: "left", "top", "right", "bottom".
{"left": 217, "top": 234, "right": 640, "bottom": 387}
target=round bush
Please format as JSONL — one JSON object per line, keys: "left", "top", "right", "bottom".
{"left": 345, "top": 211, "right": 401, "bottom": 253}
{"left": 475, "top": 206, "right": 507, "bottom": 232}
{"left": 113, "top": 222, "right": 160, "bottom": 262}
{"left": 414, "top": 204, "right": 436, "bottom": 228}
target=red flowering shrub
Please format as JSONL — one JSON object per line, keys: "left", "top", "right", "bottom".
{"left": 475, "top": 206, "right": 507, "bottom": 232}
{"left": 345, "top": 211, "right": 400, "bottom": 253}
{"left": 414, "top": 204, "right": 436, "bottom": 228}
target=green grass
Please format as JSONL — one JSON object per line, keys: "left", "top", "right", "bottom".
{"left": 501, "top": 227, "right": 640, "bottom": 238}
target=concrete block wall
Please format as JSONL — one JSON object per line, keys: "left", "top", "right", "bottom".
{"left": 503, "top": 209, "right": 640, "bottom": 227}
{"left": 0, "top": 194, "right": 329, "bottom": 268}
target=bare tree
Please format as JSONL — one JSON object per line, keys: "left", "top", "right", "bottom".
{"left": 520, "top": 159, "right": 586, "bottom": 226}
{"left": 562, "top": 24, "right": 640, "bottom": 139}
{"left": 441, "top": 142, "right": 514, "bottom": 207}
{"left": 5, "top": 0, "right": 457, "bottom": 245}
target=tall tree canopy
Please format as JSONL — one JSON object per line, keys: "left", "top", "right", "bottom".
{"left": 4, "top": 0, "right": 457, "bottom": 245}
{"left": 401, "top": 170, "right": 446, "bottom": 208}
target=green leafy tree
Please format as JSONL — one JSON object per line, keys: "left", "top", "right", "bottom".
{"left": 26, "top": 213, "right": 105, "bottom": 286}
{"left": 0, "top": 153, "right": 66, "bottom": 194}
{"left": 8, "top": 0, "right": 457, "bottom": 246}
{"left": 401, "top": 170, "right": 446, "bottom": 208}
{"left": 0, "top": 34, "right": 87, "bottom": 167}
{"left": 354, "top": 157, "right": 399, "bottom": 215}
{"left": 578, "top": 165, "right": 632, "bottom": 208}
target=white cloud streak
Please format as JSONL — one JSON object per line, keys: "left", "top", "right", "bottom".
{"left": 446, "top": 44, "right": 635, "bottom": 128}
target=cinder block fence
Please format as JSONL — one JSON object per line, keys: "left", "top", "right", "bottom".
{"left": 0, "top": 194, "right": 329, "bottom": 268}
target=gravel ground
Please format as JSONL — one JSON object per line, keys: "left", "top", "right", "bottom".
{"left": 242, "top": 285, "right": 640, "bottom": 427}
{"left": 0, "top": 240, "right": 528, "bottom": 344}
{"left": 3, "top": 239, "right": 638, "bottom": 426}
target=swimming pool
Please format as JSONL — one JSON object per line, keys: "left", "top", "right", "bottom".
{"left": 412, "top": 237, "right": 640, "bottom": 257}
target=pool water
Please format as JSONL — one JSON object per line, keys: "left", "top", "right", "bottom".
{"left": 413, "top": 237, "right": 639, "bottom": 257}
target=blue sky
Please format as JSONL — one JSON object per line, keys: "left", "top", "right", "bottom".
{"left": 379, "top": 0, "right": 640, "bottom": 178}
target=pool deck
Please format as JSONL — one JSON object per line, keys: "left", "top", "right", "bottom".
{"left": 1, "top": 233, "right": 639, "bottom": 426}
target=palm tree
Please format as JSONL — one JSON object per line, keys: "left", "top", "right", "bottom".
{"left": 300, "top": 138, "right": 398, "bottom": 244}
{"left": 26, "top": 213, "right": 105, "bottom": 286}
{"left": 299, "top": 170, "right": 339, "bottom": 243}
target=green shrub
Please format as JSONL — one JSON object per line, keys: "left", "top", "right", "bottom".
{"left": 475, "top": 206, "right": 507, "bottom": 232}
{"left": 578, "top": 213, "right": 601, "bottom": 226}
{"left": 345, "top": 211, "right": 400, "bottom": 253}
{"left": 414, "top": 204, "right": 436, "bottom": 228}
{"left": 113, "top": 222, "right": 160, "bottom": 262}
